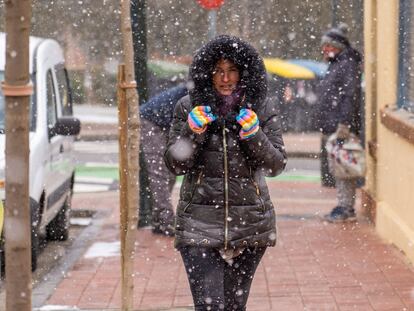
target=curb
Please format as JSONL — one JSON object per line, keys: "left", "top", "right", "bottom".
{"left": 286, "top": 151, "right": 320, "bottom": 159}
{"left": 32, "top": 208, "right": 111, "bottom": 308}
{"left": 77, "top": 122, "right": 321, "bottom": 158}
{"left": 77, "top": 122, "right": 119, "bottom": 142}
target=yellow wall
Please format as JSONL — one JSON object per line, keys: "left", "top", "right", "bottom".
{"left": 365, "top": 0, "right": 414, "bottom": 262}
{"left": 363, "top": 0, "right": 377, "bottom": 196}
{"left": 376, "top": 131, "right": 414, "bottom": 261}
{"left": 375, "top": 0, "right": 398, "bottom": 111}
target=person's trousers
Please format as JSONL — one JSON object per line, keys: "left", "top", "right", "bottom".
{"left": 140, "top": 119, "right": 175, "bottom": 230}
{"left": 336, "top": 178, "right": 357, "bottom": 211}
{"left": 321, "top": 134, "right": 336, "bottom": 187}
{"left": 179, "top": 246, "right": 266, "bottom": 311}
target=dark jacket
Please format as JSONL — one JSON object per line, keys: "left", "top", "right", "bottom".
{"left": 164, "top": 35, "right": 287, "bottom": 250}
{"left": 140, "top": 84, "right": 188, "bottom": 131}
{"left": 317, "top": 47, "right": 363, "bottom": 134}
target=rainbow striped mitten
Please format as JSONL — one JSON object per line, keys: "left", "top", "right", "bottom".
{"left": 188, "top": 106, "right": 217, "bottom": 134}
{"left": 236, "top": 108, "right": 259, "bottom": 140}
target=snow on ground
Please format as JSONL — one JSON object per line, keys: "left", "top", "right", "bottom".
{"left": 84, "top": 241, "right": 120, "bottom": 258}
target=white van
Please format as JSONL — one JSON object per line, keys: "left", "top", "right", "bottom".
{"left": 0, "top": 33, "right": 80, "bottom": 270}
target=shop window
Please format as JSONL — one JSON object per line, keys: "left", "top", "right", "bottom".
{"left": 398, "top": 0, "right": 414, "bottom": 112}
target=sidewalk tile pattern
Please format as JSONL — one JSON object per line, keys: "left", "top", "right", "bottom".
{"left": 45, "top": 181, "right": 414, "bottom": 310}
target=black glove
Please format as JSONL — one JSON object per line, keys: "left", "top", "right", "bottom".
{"left": 224, "top": 111, "right": 242, "bottom": 134}
{"left": 335, "top": 123, "right": 351, "bottom": 140}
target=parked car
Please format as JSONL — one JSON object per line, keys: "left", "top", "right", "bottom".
{"left": 0, "top": 33, "right": 81, "bottom": 271}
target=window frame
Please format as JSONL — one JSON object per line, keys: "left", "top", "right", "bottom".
{"left": 54, "top": 64, "right": 73, "bottom": 117}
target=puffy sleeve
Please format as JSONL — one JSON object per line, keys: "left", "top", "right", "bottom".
{"left": 239, "top": 99, "right": 287, "bottom": 177}
{"left": 338, "top": 57, "right": 361, "bottom": 126}
{"left": 164, "top": 96, "right": 207, "bottom": 175}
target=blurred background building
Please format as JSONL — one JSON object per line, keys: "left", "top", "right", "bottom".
{"left": 0, "top": 0, "right": 363, "bottom": 109}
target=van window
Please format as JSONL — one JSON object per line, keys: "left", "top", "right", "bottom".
{"left": 55, "top": 67, "right": 72, "bottom": 116}
{"left": 46, "top": 70, "right": 57, "bottom": 132}
{"left": 0, "top": 71, "right": 34, "bottom": 132}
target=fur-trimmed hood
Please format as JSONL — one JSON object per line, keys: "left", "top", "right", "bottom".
{"left": 188, "top": 35, "right": 267, "bottom": 115}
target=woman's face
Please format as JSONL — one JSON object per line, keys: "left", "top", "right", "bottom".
{"left": 212, "top": 59, "right": 240, "bottom": 96}
{"left": 321, "top": 43, "right": 341, "bottom": 61}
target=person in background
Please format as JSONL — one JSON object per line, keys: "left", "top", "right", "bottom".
{"left": 140, "top": 84, "right": 188, "bottom": 236}
{"left": 317, "top": 23, "right": 363, "bottom": 222}
{"left": 164, "top": 35, "right": 286, "bottom": 310}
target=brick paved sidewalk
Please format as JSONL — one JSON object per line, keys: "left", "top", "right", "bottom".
{"left": 40, "top": 181, "right": 414, "bottom": 311}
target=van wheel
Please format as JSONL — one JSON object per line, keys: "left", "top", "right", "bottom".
{"left": 0, "top": 236, "right": 5, "bottom": 277}
{"left": 31, "top": 228, "right": 39, "bottom": 272}
{"left": 46, "top": 197, "right": 70, "bottom": 241}
{"left": 0, "top": 234, "right": 39, "bottom": 273}
{"left": 31, "top": 199, "right": 41, "bottom": 272}
{"left": 0, "top": 237, "right": 38, "bottom": 274}
{"left": 0, "top": 199, "right": 40, "bottom": 274}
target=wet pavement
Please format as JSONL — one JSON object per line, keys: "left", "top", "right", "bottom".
{"left": 10, "top": 105, "right": 410, "bottom": 310}
{"left": 33, "top": 180, "right": 414, "bottom": 310}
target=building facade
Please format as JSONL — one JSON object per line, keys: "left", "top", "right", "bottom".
{"left": 364, "top": 0, "right": 414, "bottom": 262}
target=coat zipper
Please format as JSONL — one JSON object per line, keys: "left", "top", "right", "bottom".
{"left": 183, "top": 171, "right": 202, "bottom": 212}
{"left": 222, "top": 124, "right": 229, "bottom": 250}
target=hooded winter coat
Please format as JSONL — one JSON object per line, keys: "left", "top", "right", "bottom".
{"left": 164, "top": 35, "right": 287, "bottom": 250}
{"left": 317, "top": 46, "right": 363, "bottom": 135}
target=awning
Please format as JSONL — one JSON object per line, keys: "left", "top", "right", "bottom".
{"left": 287, "top": 59, "right": 328, "bottom": 78}
{"left": 147, "top": 60, "right": 189, "bottom": 79}
{"left": 263, "top": 58, "right": 315, "bottom": 79}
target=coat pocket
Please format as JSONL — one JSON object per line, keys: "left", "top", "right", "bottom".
{"left": 183, "top": 172, "right": 203, "bottom": 212}
{"left": 249, "top": 168, "right": 266, "bottom": 213}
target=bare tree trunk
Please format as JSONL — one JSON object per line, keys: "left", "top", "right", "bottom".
{"left": 117, "top": 65, "right": 127, "bottom": 251}
{"left": 3, "top": 0, "right": 33, "bottom": 310}
{"left": 119, "top": 0, "right": 140, "bottom": 310}
{"left": 117, "top": 64, "right": 130, "bottom": 309}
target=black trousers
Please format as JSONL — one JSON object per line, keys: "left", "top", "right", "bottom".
{"left": 179, "top": 246, "right": 266, "bottom": 311}
{"left": 320, "top": 134, "right": 336, "bottom": 188}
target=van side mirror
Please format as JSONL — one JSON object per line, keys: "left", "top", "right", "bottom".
{"left": 53, "top": 116, "right": 81, "bottom": 136}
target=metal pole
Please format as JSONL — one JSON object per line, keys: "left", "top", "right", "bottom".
{"left": 131, "top": 0, "right": 148, "bottom": 104}
{"left": 332, "top": 0, "right": 337, "bottom": 27}
{"left": 130, "top": 0, "right": 152, "bottom": 227}
{"left": 208, "top": 9, "right": 217, "bottom": 40}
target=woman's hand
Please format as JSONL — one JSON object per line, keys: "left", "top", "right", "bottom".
{"left": 236, "top": 108, "right": 259, "bottom": 140}
{"left": 188, "top": 106, "right": 217, "bottom": 134}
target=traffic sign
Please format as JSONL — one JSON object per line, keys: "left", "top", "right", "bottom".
{"left": 197, "top": 0, "right": 224, "bottom": 10}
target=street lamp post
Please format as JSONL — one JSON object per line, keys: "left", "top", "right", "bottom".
{"left": 208, "top": 10, "right": 217, "bottom": 40}
{"left": 196, "top": 0, "right": 224, "bottom": 39}
{"left": 332, "top": 0, "right": 337, "bottom": 27}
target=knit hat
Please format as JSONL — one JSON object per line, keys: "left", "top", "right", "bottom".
{"left": 321, "top": 22, "right": 350, "bottom": 50}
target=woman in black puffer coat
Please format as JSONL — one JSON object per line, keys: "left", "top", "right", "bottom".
{"left": 164, "top": 35, "right": 287, "bottom": 310}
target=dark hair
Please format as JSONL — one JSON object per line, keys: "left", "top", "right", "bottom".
{"left": 189, "top": 35, "right": 267, "bottom": 111}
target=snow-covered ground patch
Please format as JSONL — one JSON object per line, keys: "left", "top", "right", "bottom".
{"left": 84, "top": 241, "right": 120, "bottom": 258}
{"left": 69, "top": 217, "right": 92, "bottom": 226}
{"left": 35, "top": 306, "right": 79, "bottom": 311}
